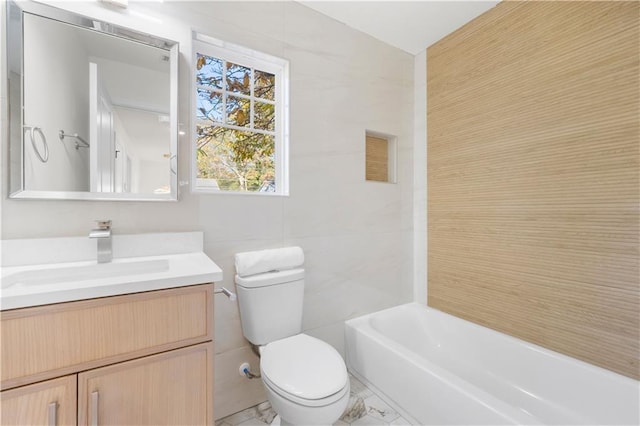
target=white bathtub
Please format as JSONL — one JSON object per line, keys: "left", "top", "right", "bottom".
{"left": 345, "top": 303, "right": 639, "bottom": 425}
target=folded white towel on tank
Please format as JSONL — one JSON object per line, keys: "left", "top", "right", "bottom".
{"left": 234, "top": 246, "right": 304, "bottom": 277}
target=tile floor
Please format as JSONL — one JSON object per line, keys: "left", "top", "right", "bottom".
{"left": 215, "top": 374, "right": 412, "bottom": 426}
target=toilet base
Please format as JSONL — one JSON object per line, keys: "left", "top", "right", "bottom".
{"left": 264, "top": 380, "right": 350, "bottom": 426}
{"left": 270, "top": 414, "right": 335, "bottom": 426}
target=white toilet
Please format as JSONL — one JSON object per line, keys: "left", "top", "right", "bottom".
{"left": 235, "top": 251, "right": 350, "bottom": 426}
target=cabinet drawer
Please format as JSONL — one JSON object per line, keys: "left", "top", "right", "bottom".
{"left": 0, "top": 375, "right": 76, "bottom": 426}
{"left": 1, "top": 284, "right": 213, "bottom": 390}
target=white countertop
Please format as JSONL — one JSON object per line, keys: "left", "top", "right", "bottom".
{"left": 1, "top": 232, "right": 223, "bottom": 310}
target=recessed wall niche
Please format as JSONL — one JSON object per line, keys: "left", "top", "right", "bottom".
{"left": 365, "top": 131, "right": 397, "bottom": 183}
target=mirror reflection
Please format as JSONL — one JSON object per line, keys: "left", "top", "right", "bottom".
{"left": 9, "top": 2, "right": 178, "bottom": 200}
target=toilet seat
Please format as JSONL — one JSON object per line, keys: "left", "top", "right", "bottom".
{"left": 260, "top": 334, "right": 349, "bottom": 407}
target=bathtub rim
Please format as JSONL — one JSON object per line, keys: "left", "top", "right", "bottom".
{"left": 348, "top": 302, "right": 639, "bottom": 387}
{"left": 345, "top": 305, "right": 538, "bottom": 425}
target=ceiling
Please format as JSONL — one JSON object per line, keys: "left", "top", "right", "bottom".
{"left": 300, "top": 1, "right": 499, "bottom": 55}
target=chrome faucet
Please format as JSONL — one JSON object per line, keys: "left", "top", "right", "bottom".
{"left": 89, "top": 220, "right": 112, "bottom": 263}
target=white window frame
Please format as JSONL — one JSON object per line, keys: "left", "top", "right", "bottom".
{"left": 191, "top": 32, "right": 290, "bottom": 196}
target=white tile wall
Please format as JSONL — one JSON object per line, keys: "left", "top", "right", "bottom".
{"left": 0, "top": 1, "right": 415, "bottom": 417}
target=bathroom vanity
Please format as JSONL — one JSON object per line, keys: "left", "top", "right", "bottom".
{"left": 0, "top": 232, "right": 222, "bottom": 425}
{"left": 1, "top": 285, "right": 213, "bottom": 425}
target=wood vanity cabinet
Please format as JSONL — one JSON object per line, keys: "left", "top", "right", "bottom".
{"left": 77, "top": 344, "right": 211, "bottom": 425}
{"left": 0, "top": 376, "right": 76, "bottom": 425}
{"left": 0, "top": 284, "right": 214, "bottom": 425}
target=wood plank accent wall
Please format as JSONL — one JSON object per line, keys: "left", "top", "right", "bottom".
{"left": 427, "top": 1, "right": 639, "bottom": 379}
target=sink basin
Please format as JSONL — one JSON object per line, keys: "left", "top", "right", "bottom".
{"left": 1, "top": 259, "right": 170, "bottom": 290}
{"left": 1, "top": 250, "right": 223, "bottom": 310}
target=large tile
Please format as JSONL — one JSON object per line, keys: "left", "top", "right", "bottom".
{"left": 236, "top": 418, "right": 269, "bottom": 426}
{"left": 288, "top": 232, "right": 413, "bottom": 330}
{"left": 214, "top": 346, "right": 267, "bottom": 420}
{"left": 363, "top": 394, "right": 400, "bottom": 423}
{"left": 254, "top": 401, "right": 277, "bottom": 424}
{"left": 213, "top": 287, "right": 246, "bottom": 355}
{"left": 349, "top": 375, "right": 374, "bottom": 400}
{"left": 352, "top": 415, "right": 388, "bottom": 425}
{"left": 220, "top": 408, "right": 260, "bottom": 426}
{"left": 304, "top": 321, "right": 346, "bottom": 358}
{"left": 284, "top": 161, "right": 411, "bottom": 239}
{"left": 340, "top": 394, "right": 367, "bottom": 423}
{"left": 198, "top": 195, "right": 285, "bottom": 243}
{"left": 283, "top": 3, "right": 399, "bottom": 75}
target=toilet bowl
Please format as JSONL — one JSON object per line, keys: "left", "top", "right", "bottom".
{"left": 234, "top": 247, "right": 350, "bottom": 425}
{"left": 259, "top": 334, "right": 350, "bottom": 425}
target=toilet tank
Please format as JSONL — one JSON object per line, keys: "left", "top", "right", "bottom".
{"left": 235, "top": 269, "right": 305, "bottom": 345}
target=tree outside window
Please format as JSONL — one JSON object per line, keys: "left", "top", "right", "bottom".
{"left": 195, "top": 49, "right": 282, "bottom": 193}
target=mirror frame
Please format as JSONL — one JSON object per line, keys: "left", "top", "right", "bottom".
{"left": 6, "top": 0, "right": 179, "bottom": 201}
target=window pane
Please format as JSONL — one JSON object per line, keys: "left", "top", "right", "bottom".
{"left": 254, "top": 70, "right": 275, "bottom": 100}
{"left": 196, "top": 54, "right": 223, "bottom": 89}
{"left": 226, "top": 62, "right": 251, "bottom": 96}
{"left": 255, "top": 101, "right": 275, "bottom": 131}
{"left": 226, "top": 95, "right": 250, "bottom": 127}
{"left": 196, "top": 89, "right": 223, "bottom": 122}
{"left": 196, "top": 125, "right": 275, "bottom": 192}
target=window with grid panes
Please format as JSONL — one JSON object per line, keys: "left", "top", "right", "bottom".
{"left": 193, "top": 35, "right": 289, "bottom": 194}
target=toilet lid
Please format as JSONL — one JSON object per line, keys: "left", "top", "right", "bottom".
{"left": 260, "top": 334, "right": 348, "bottom": 400}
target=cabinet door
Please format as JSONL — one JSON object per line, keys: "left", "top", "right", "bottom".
{"left": 0, "top": 375, "right": 76, "bottom": 426}
{"left": 78, "top": 343, "right": 213, "bottom": 425}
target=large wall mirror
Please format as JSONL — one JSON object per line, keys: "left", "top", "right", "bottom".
{"left": 6, "top": 1, "right": 179, "bottom": 201}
